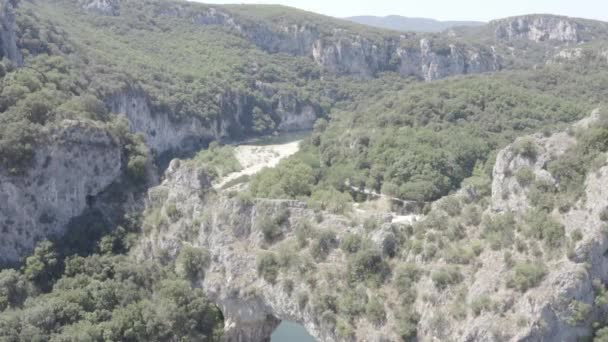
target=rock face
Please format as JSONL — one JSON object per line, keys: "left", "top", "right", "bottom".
{"left": 138, "top": 110, "right": 608, "bottom": 342}
{"left": 159, "top": 5, "right": 501, "bottom": 80}
{"left": 137, "top": 160, "right": 352, "bottom": 342}
{"left": 80, "top": 0, "right": 120, "bottom": 16}
{"left": 0, "top": 0, "right": 22, "bottom": 64}
{"left": 398, "top": 39, "right": 501, "bottom": 81}
{"left": 106, "top": 87, "right": 319, "bottom": 156}
{"left": 494, "top": 15, "right": 582, "bottom": 43}
{"left": 0, "top": 121, "right": 122, "bottom": 263}
{"left": 106, "top": 89, "right": 229, "bottom": 156}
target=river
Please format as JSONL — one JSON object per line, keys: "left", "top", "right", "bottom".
{"left": 270, "top": 321, "right": 317, "bottom": 342}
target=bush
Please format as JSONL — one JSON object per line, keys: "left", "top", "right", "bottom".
{"left": 310, "top": 230, "right": 337, "bottom": 262}
{"left": 507, "top": 262, "right": 546, "bottom": 291}
{"left": 524, "top": 209, "right": 565, "bottom": 249}
{"left": 482, "top": 213, "right": 517, "bottom": 250}
{"left": 335, "top": 319, "right": 355, "bottom": 340}
{"left": 394, "top": 264, "right": 420, "bottom": 303}
{"left": 439, "top": 197, "right": 462, "bottom": 217}
{"left": 470, "top": 296, "right": 493, "bottom": 316}
{"left": 567, "top": 300, "right": 591, "bottom": 326}
{"left": 514, "top": 138, "right": 538, "bottom": 160}
{"left": 297, "top": 291, "right": 309, "bottom": 309}
{"left": 347, "top": 247, "right": 390, "bottom": 286}
{"left": 259, "top": 217, "right": 282, "bottom": 243}
{"left": 337, "top": 287, "right": 367, "bottom": 319}
{"left": 257, "top": 253, "right": 280, "bottom": 284}
{"left": 164, "top": 203, "right": 180, "bottom": 222}
{"left": 515, "top": 167, "right": 536, "bottom": 187}
{"left": 600, "top": 207, "right": 608, "bottom": 222}
{"left": 365, "top": 296, "right": 386, "bottom": 326}
{"left": 308, "top": 188, "right": 352, "bottom": 214}
{"left": 176, "top": 245, "right": 210, "bottom": 280}
{"left": 341, "top": 233, "right": 362, "bottom": 254}
{"left": 431, "top": 266, "right": 463, "bottom": 290}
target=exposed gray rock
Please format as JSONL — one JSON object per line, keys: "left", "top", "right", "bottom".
{"left": 493, "top": 15, "right": 582, "bottom": 43}
{"left": 159, "top": 5, "right": 501, "bottom": 80}
{"left": 0, "top": 121, "right": 122, "bottom": 262}
{"left": 80, "top": 0, "right": 120, "bottom": 16}
{"left": 106, "top": 87, "right": 319, "bottom": 156}
{"left": 0, "top": 0, "right": 22, "bottom": 65}
{"left": 106, "top": 89, "right": 231, "bottom": 155}
{"left": 137, "top": 110, "right": 608, "bottom": 342}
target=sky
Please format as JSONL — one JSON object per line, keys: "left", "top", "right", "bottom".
{"left": 192, "top": 0, "right": 608, "bottom": 22}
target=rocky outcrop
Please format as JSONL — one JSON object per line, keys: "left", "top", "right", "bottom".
{"left": 491, "top": 131, "right": 576, "bottom": 213}
{"left": 137, "top": 110, "right": 608, "bottom": 342}
{"left": 156, "top": 4, "right": 501, "bottom": 80}
{"left": 493, "top": 15, "right": 582, "bottom": 43}
{"left": 398, "top": 39, "right": 501, "bottom": 81}
{"left": 0, "top": 0, "right": 22, "bottom": 65}
{"left": 106, "top": 87, "right": 319, "bottom": 156}
{"left": 0, "top": 121, "right": 122, "bottom": 263}
{"left": 548, "top": 47, "right": 608, "bottom": 64}
{"left": 80, "top": 0, "right": 120, "bottom": 16}
{"left": 137, "top": 160, "right": 353, "bottom": 341}
{"left": 106, "top": 89, "right": 231, "bottom": 156}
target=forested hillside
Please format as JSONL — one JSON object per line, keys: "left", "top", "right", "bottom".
{"left": 1, "top": 0, "right": 608, "bottom": 340}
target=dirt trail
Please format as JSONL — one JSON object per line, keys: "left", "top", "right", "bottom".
{"left": 214, "top": 140, "right": 301, "bottom": 190}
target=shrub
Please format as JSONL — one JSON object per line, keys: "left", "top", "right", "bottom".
{"left": 176, "top": 245, "right": 210, "bottom": 280}
{"left": 310, "top": 230, "right": 337, "bottom": 262}
{"left": 257, "top": 253, "right": 280, "bottom": 284}
{"left": 308, "top": 188, "right": 352, "bottom": 214}
{"left": 165, "top": 203, "right": 180, "bottom": 222}
{"left": 347, "top": 247, "right": 390, "bottom": 286}
{"left": 394, "top": 264, "right": 421, "bottom": 301}
{"left": 524, "top": 209, "right": 565, "bottom": 249}
{"left": 365, "top": 296, "right": 386, "bottom": 326}
{"left": 259, "top": 216, "right": 282, "bottom": 243}
{"left": 470, "top": 296, "right": 493, "bottom": 316}
{"left": 337, "top": 287, "right": 367, "bottom": 319}
{"left": 515, "top": 167, "right": 536, "bottom": 187}
{"left": 514, "top": 138, "right": 538, "bottom": 160}
{"left": 571, "top": 229, "right": 583, "bottom": 242}
{"left": 363, "top": 216, "right": 380, "bottom": 231}
{"left": 283, "top": 279, "right": 294, "bottom": 296}
{"left": 431, "top": 266, "right": 463, "bottom": 290}
{"left": 312, "top": 291, "right": 337, "bottom": 317}
{"left": 439, "top": 197, "right": 462, "bottom": 217}
{"left": 462, "top": 204, "right": 482, "bottom": 226}
{"left": 297, "top": 291, "right": 309, "bottom": 309}
{"left": 600, "top": 207, "right": 608, "bottom": 222}
{"left": 295, "top": 220, "right": 313, "bottom": 248}
{"left": 507, "top": 262, "right": 546, "bottom": 291}
{"left": 340, "top": 233, "right": 362, "bottom": 254}
{"left": 444, "top": 245, "right": 476, "bottom": 265}
{"left": 566, "top": 300, "right": 591, "bottom": 326}
{"left": 335, "top": 319, "right": 355, "bottom": 340}
{"left": 482, "top": 213, "right": 517, "bottom": 250}
{"left": 396, "top": 306, "right": 420, "bottom": 341}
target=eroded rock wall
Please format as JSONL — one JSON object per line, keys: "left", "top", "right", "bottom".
{"left": 0, "top": 121, "right": 122, "bottom": 263}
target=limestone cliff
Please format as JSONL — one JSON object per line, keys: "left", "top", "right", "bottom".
{"left": 0, "top": 121, "right": 122, "bottom": 263}
{"left": 493, "top": 15, "right": 582, "bottom": 43}
{"left": 138, "top": 110, "right": 608, "bottom": 341}
{"left": 106, "top": 87, "right": 319, "bottom": 156}
{"left": 0, "top": 0, "right": 22, "bottom": 64}
{"left": 156, "top": 4, "right": 501, "bottom": 80}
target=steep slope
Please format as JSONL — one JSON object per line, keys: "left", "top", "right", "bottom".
{"left": 346, "top": 15, "right": 485, "bottom": 33}
{"left": 138, "top": 109, "right": 608, "bottom": 341}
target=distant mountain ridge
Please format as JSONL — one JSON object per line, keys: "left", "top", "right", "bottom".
{"left": 345, "top": 15, "right": 485, "bottom": 32}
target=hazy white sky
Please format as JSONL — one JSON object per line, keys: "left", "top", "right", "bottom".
{"left": 193, "top": 0, "right": 608, "bottom": 22}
